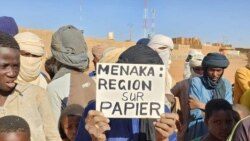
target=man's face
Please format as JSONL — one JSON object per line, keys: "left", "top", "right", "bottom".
{"left": 0, "top": 47, "right": 20, "bottom": 94}
{"left": 207, "top": 68, "right": 224, "bottom": 81}
{"left": 206, "top": 110, "right": 234, "bottom": 141}
{"left": 0, "top": 132, "right": 30, "bottom": 141}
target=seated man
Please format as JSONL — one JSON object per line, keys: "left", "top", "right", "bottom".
{"left": 75, "top": 45, "right": 178, "bottom": 141}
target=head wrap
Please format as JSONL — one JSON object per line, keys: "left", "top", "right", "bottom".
{"left": 189, "top": 54, "right": 204, "bottom": 78}
{"left": 0, "top": 16, "right": 18, "bottom": 36}
{"left": 117, "top": 45, "right": 163, "bottom": 64}
{"left": 14, "top": 32, "right": 47, "bottom": 89}
{"left": 99, "top": 47, "right": 127, "bottom": 63}
{"left": 201, "top": 53, "right": 229, "bottom": 99}
{"left": 92, "top": 45, "right": 109, "bottom": 60}
{"left": 136, "top": 38, "right": 150, "bottom": 46}
{"left": 202, "top": 53, "right": 229, "bottom": 68}
{"left": 147, "top": 34, "right": 173, "bottom": 69}
{"left": 183, "top": 49, "right": 203, "bottom": 79}
{"left": 51, "top": 25, "right": 88, "bottom": 71}
{"left": 147, "top": 34, "right": 173, "bottom": 94}
{"left": 189, "top": 54, "right": 204, "bottom": 68}
{"left": 147, "top": 34, "right": 174, "bottom": 50}
{"left": 15, "top": 32, "right": 44, "bottom": 56}
{"left": 188, "top": 49, "right": 203, "bottom": 57}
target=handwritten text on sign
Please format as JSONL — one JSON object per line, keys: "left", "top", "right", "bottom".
{"left": 96, "top": 63, "right": 165, "bottom": 118}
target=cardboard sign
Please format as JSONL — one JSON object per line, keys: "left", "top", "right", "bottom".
{"left": 96, "top": 63, "right": 165, "bottom": 118}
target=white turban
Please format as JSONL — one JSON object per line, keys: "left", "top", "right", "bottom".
{"left": 148, "top": 34, "right": 174, "bottom": 96}
{"left": 147, "top": 34, "right": 174, "bottom": 51}
{"left": 189, "top": 54, "right": 204, "bottom": 68}
{"left": 188, "top": 49, "right": 202, "bottom": 57}
{"left": 183, "top": 49, "right": 203, "bottom": 79}
{"left": 147, "top": 34, "right": 174, "bottom": 69}
{"left": 189, "top": 54, "right": 204, "bottom": 78}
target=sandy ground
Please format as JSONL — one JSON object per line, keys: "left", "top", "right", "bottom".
{"left": 19, "top": 27, "right": 249, "bottom": 85}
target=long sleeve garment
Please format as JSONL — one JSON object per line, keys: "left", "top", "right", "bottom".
{"left": 47, "top": 71, "right": 96, "bottom": 124}
{"left": 186, "top": 77, "right": 233, "bottom": 140}
{"left": 0, "top": 83, "right": 60, "bottom": 141}
{"left": 171, "top": 78, "right": 191, "bottom": 141}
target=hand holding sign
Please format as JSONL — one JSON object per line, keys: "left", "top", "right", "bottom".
{"left": 154, "top": 113, "right": 178, "bottom": 141}
{"left": 85, "top": 110, "right": 110, "bottom": 141}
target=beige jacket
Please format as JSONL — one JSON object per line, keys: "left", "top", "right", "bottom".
{"left": 0, "top": 83, "right": 60, "bottom": 141}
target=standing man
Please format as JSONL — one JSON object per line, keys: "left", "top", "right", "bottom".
{"left": 75, "top": 45, "right": 178, "bottom": 141}
{"left": 14, "top": 32, "right": 48, "bottom": 89}
{"left": 171, "top": 53, "right": 204, "bottom": 141}
{"left": 47, "top": 25, "right": 96, "bottom": 123}
{"left": 234, "top": 50, "right": 250, "bottom": 103}
{"left": 147, "top": 34, "right": 174, "bottom": 94}
{"left": 183, "top": 49, "right": 203, "bottom": 79}
{"left": 0, "top": 31, "right": 60, "bottom": 141}
{"left": 187, "top": 53, "right": 232, "bottom": 140}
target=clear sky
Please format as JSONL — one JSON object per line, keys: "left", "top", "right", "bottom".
{"left": 1, "top": 0, "right": 250, "bottom": 48}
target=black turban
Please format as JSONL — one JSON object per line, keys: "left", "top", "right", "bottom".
{"left": 202, "top": 53, "right": 229, "bottom": 68}
{"left": 117, "top": 44, "right": 163, "bottom": 65}
{"left": 136, "top": 38, "right": 150, "bottom": 46}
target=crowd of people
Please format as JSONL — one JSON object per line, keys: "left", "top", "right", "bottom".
{"left": 1, "top": 16, "right": 250, "bottom": 141}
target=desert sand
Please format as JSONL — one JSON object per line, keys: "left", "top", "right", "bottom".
{"left": 19, "top": 27, "right": 248, "bottom": 85}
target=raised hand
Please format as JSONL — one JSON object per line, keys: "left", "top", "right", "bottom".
{"left": 85, "top": 110, "right": 110, "bottom": 141}
{"left": 154, "top": 113, "right": 178, "bottom": 141}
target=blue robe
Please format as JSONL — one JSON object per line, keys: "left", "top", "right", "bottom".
{"left": 186, "top": 77, "right": 233, "bottom": 140}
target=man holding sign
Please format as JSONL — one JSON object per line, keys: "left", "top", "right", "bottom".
{"left": 97, "top": 63, "right": 165, "bottom": 118}
{"left": 75, "top": 44, "right": 178, "bottom": 141}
